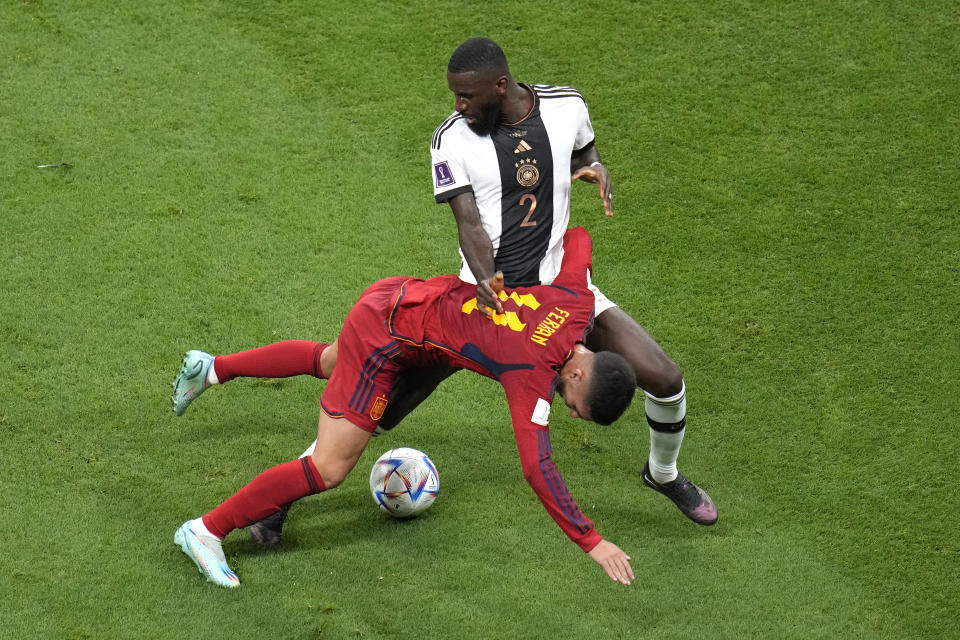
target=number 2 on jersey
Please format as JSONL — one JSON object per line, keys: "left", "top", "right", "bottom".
{"left": 519, "top": 194, "right": 537, "bottom": 227}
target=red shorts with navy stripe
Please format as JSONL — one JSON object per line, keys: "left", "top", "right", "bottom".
{"left": 319, "top": 277, "right": 432, "bottom": 432}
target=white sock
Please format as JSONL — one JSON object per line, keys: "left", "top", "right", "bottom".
{"left": 190, "top": 517, "right": 220, "bottom": 540}
{"left": 206, "top": 361, "right": 220, "bottom": 386}
{"left": 300, "top": 439, "right": 317, "bottom": 458}
{"left": 645, "top": 382, "right": 686, "bottom": 484}
{"left": 648, "top": 427, "right": 685, "bottom": 483}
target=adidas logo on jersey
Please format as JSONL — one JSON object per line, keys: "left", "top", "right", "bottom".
{"left": 514, "top": 140, "right": 532, "bottom": 154}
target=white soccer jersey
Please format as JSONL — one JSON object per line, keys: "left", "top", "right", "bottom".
{"left": 430, "top": 84, "right": 596, "bottom": 287}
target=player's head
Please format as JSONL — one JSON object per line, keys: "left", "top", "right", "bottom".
{"left": 586, "top": 352, "right": 637, "bottom": 425}
{"left": 448, "top": 37, "right": 509, "bottom": 75}
{"left": 447, "top": 38, "right": 511, "bottom": 136}
{"left": 559, "top": 346, "right": 636, "bottom": 426}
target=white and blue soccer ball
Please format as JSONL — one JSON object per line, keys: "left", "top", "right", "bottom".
{"left": 369, "top": 447, "right": 439, "bottom": 518}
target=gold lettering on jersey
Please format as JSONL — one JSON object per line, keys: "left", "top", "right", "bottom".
{"left": 491, "top": 310, "right": 527, "bottom": 331}
{"left": 509, "top": 291, "right": 540, "bottom": 310}
{"left": 531, "top": 307, "right": 570, "bottom": 347}
{"left": 515, "top": 158, "right": 539, "bottom": 187}
{"left": 461, "top": 291, "right": 543, "bottom": 333}
{"left": 461, "top": 298, "right": 481, "bottom": 314}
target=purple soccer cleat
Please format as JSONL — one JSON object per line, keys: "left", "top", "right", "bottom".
{"left": 641, "top": 462, "right": 718, "bottom": 526}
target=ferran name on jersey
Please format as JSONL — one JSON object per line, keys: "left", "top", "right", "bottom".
{"left": 530, "top": 307, "right": 570, "bottom": 347}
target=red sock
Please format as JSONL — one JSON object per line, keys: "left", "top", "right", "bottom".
{"left": 213, "top": 341, "right": 329, "bottom": 383}
{"left": 202, "top": 458, "right": 326, "bottom": 539}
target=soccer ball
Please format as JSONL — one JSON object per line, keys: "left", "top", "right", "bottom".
{"left": 369, "top": 447, "right": 439, "bottom": 518}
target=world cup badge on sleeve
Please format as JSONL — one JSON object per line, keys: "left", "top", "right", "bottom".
{"left": 434, "top": 161, "right": 455, "bottom": 188}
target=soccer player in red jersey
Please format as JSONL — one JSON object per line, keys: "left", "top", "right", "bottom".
{"left": 172, "top": 228, "right": 638, "bottom": 588}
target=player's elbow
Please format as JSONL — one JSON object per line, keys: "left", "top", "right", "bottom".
{"left": 521, "top": 465, "right": 537, "bottom": 485}
{"left": 520, "top": 461, "right": 548, "bottom": 490}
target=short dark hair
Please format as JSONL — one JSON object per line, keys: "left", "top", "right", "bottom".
{"left": 587, "top": 352, "right": 636, "bottom": 425}
{"left": 448, "top": 37, "right": 508, "bottom": 74}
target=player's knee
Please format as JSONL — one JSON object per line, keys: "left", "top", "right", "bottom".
{"left": 321, "top": 468, "right": 348, "bottom": 489}
{"left": 319, "top": 341, "right": 338, "bottom": 379}
{"left": 309, "top": 455, "right": 349, "bottom": 488}
{"left": 644, "top": 361, "right": 683, "bottom": 399}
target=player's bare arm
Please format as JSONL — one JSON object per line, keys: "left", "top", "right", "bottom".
{"left": 587, "top": 539, "right": 634, "bottom": 586}
{"left": 571, "top": 146, "right": 614, "bottom": 217}
{"left": 449, "top": 191, "right": 504, "bottom": 315}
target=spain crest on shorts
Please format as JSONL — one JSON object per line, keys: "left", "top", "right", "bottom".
{"left": 370, "top": 393, "right": 389, "bottom": 421}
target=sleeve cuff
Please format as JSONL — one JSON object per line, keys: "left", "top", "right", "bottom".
{"left": 435, "top": 185, "right": 473, "bottom": 203}
{"left": 574, "top": 139, "right": 596, "bottom": 153}
{"left": 575, "top": 529, "right": 603, "bottom": 553}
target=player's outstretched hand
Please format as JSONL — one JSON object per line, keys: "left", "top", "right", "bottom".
{"left": 477, "top": 272, "right": 504, "bottom": 317}
{"left": 572, "top": 163, "right": 614, "bottom": 217}
{"left": 588, "top": 539, "right": 634, "bottom": 586}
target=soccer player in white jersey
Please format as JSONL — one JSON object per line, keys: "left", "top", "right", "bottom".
{"left": 430, "top": 38, "right": 717, "bottom": 526}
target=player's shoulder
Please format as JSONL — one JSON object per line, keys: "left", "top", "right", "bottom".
{"left": 431, "top": 112, "right": 471, "bottom": 151}
{"left": 531, "top": 83, "right": 587, "bottom": 104}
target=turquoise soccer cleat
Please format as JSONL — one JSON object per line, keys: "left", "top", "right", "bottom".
{"left": 171, "top": 350, "right": 213, "bottom": 416}
{"left": 174, "top": 521, "right": 240, "bottom": 588}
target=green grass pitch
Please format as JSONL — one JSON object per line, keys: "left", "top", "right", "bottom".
{"left": 1, "top": 1, "right": 957, "bottom": 638}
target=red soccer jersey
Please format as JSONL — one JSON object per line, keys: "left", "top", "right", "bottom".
{"left": 385, "top": 227, "right": 602, "bottom": 551}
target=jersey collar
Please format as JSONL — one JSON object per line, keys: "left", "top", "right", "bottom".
{"left": 505, "top": 83, "right": 537, "bottom": 126}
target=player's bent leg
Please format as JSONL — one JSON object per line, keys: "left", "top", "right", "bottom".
{"left": 250, "top": 412, "right": 372, "bottom": 549}
{"left": 309, "top": 411, "right": 372, "bottom": 489}
{"left": 251, "top": 364, "right": 452, "bottom": 546}
{"left": 180, "top": 453, "right": 331, "bottom": 584}
{"left": 587, "top": 308, "right": 717, "bottom": 524}
{"left": 172, "top": 342, "right": 337, "bottom": 418}
{"left": 585, "top": 307, "right": 682, "bottom": 396}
